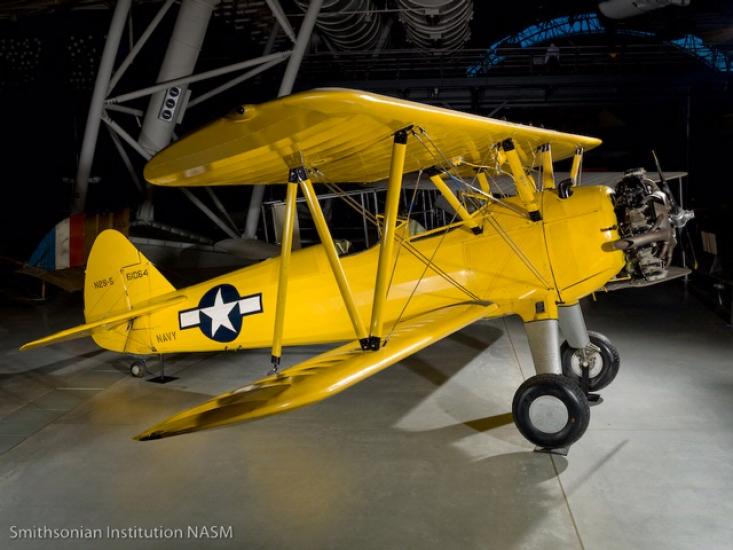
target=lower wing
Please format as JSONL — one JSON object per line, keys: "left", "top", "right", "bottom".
{"left": 135, "top": 301, "right": 500, "bottom": 441}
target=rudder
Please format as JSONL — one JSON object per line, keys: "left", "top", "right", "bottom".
{"left": 84, "top": 230, "right": 175, "bottom": 351}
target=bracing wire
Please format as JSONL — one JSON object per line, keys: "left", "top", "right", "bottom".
{"left": 413, "top": 128, "right": 552, "bottom": 289}
{"left": 324, "top": 182, "right": 482, "bottom": 303}
{"left": 386, "top": 205, "right": 462, "bottom": 342}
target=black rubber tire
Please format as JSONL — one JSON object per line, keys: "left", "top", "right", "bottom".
{"left": 130, "top": 360, "right": 146, "bottom": 378}
{"left": 512, "top": 373, "right": 590, "bottom": 449}
{"left": 561, "top": 331, "right": 620, "bottom": 392}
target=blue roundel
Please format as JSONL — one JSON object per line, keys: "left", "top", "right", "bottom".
{"left": 178, "top": 284, "right": 263, "bottom": 343}
{"left": 197, "top": 284, "right": 243, "bottom": 342}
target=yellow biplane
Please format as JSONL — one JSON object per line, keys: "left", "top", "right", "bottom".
{"left": 21, "top": 89, "right": 691, "bottom": 450}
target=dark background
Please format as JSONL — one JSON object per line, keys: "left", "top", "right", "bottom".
{"left": 0, "top": 0, "right": 731, "bottom": 273}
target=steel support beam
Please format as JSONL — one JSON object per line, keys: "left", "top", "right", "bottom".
{"left": 179, "top": 188, "right": 239, "bottom": 239}
{"left": 137, "top": 0, "right": 220, "bottom": 156}
{"left": 105, "top": 103, "right": 144, "bottom": 117}
{"left": 105, "top": 125, "right": 144, "bottom": 194}
{"left": 110, "top": 51, "right": 290, "bottom": 105}
{"left": 278, "top": 0, "right": 322, "bottom": 97}
{"left": 102, "top": 113, "right": 152, "bottom": 160}
{"left": 264, "top": 0, "right": 296, "bottom": 43}
{"left": 108, "top": 0, "right": 176, "bottom": 94}
{"left": 186, "top": 55, "right": 289, "bottom": 109}
{"left": 74, "top": 0, "right": 132, "bottom": 212}
{"left": 368, "top": 130, "right": 408, "bottom": 349}
{"left": 245, "top": 0, "right": 322, "bottom": 238}
{"left": 205, "top": 187, "right": 238, "bottom": 233}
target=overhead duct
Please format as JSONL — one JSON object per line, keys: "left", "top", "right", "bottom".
{"left": 398, "top": 0, "right": 473, "bottom": 50}
{"left": 294, "top": 0, "right": 382, "bottom": 50}
{"left": 598, "top": 0, "right": 690, "bottom": 20}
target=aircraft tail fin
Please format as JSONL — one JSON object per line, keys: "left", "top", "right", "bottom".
{"left": 83, "top": 230, "right": 174, "bottom": 320}
{"left": 21, "top": 230, "right": 179, "bottom": 353}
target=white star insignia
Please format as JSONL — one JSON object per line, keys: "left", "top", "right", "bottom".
{"left": 200, "top": 289, "right": 237, "bottom": 334}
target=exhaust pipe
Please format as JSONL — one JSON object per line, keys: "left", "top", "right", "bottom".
{"left": 611, "top": 227, "right": 674, "bottom": 250}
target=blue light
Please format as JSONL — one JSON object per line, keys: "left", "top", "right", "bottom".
{"left": 469, "top": 12, "right": 730, "bottom": 75}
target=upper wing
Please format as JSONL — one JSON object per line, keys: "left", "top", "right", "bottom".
{"left": 135, "top": 301, "right": 500, "bottom": 441}
{"left": 144, "top": 88, "right": 600, "bottom": 187}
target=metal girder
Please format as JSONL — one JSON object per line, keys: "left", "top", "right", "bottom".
{"left": 245, "top": 0, "right": 323, "bottom": 239}
{"left": 186, "top": 55, "right": 290, "bottom": 109}
{"left": 264, "top": 0, "right": 296, "bottom": 43}
{"left": 136, "top": 0, "right": 220, "bottom": 156}
{"left": 101, "top": 113, "right": 151, "bottom": 160}
{"left": 278, "top": 0, "right": 323, "bottom": 97}
{"left": 105, "top": 125, "right": 144, "bottom": 194}
{"left": 205, "top": 188, "right": 238, "bottom": 234}
{"left": 178, "top": 188, "right": 238, "bottom": 239}
{"left": 105, "top": 104, "right": 144, "bottom": 117}
{"left": 74, "top": 0, "right": 132, "bottom": 212}
{"left": 107, "top": 0, "right": 176, "bottom": 94}
{"left": 108, "top": 51, "right": 291, "bottom": 105}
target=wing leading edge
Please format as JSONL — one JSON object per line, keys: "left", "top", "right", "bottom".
{"left": 144, "top": 88, "right": 601, "bottom": 187}
{"left": 135, "top": 301, "right": 499, "bottom": 441}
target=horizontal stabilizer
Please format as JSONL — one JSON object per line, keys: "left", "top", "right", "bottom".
{"left": 20, "top": 295, "right": 186, "bottom": 351}
{"left": 135, "top": 301, "right": 499, "bottom": 441}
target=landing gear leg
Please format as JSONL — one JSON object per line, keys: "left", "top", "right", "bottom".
{"left": 559, "top": 304, "right": 619, "bottom": 394}
{"left": 512, "top": 319, "right": 590, "bottom": 450}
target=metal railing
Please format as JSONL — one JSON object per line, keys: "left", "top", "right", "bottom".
{"left": 302, "top": 44, "right": 732, "bottom": 81}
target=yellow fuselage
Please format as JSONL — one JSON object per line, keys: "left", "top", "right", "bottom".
{"left": 115, "top": 185, "right": 624, "bottom": 355}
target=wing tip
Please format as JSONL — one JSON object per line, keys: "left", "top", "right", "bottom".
{"left": 133, "top": 430, "right": 164, "bottom": 442}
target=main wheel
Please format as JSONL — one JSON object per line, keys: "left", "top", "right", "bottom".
{"left": 561, "top": 331, "right": 620, "bottom": 391}
{"left": 512, "top": 373, "right": 590, "bottom": 449}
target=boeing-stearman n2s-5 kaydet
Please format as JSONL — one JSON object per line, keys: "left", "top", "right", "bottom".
{"left": 21, "top": 89, "right": 692, "bottom": 449}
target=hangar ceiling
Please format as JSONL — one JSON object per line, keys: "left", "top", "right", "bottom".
{"left": 0, "top": 0, "right": 731, "bottom": 258}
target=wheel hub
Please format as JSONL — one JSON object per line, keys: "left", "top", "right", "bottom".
{"left": 528, "top": 395, "right": 569, "bottom": 434}
{"left": 570, "top": 348, "right": 603, "bottom": 378}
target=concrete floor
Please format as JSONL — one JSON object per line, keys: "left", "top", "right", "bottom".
{"left": 1, "top": 284, "right": 732, "bottom": 549}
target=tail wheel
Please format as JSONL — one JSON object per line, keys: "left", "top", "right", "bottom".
{"left": 130, "top": 360, "right": 146, "bottom": 378}
{"left": 512, "top": 374, "right": 590, "bottom": 449}
{"left": 561, "top": 331, "right": 620, "bottom": 391}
